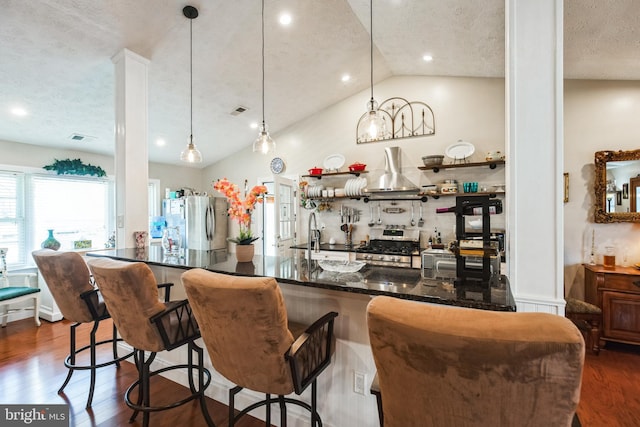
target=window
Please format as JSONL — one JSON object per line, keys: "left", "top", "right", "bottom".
{"left": 2, "top": 168, "right": 159, "bottom": 269}
{"left": 0, "top": 171, "right": 26, "bottom": 266}
{"left": 29, "top": 175, "right": 113, "bottom": 254}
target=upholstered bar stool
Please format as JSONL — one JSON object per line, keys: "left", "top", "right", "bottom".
{"left": 565, "top": 297, "right": 602, "bottom": 355}
{"left": 367, "top": 296, "right": 585, "bottom": 427}
{"left": 87, "top": 258, "right": 213, "bottom": 427}
{"left": 182, "top": 268, "right": 338, "bottom": 427}
{"left": 32, "top": 249, "right": 133, "bottom": 408}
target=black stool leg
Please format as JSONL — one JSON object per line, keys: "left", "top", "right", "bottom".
{"left": 265, "top": 394, "right": 271, "bottom": 427}
{"left": 141, "top": 351, "right": 154, "bottom": 427}
{"left": 85, "top": 321, "right": 99, "bottom": 408}
{"left": 129, "top": 349, "right": 144, "bottom": 423}
{"left": 112, "top": 323, "right": 121, "bottom": 367}
{"left": 192, "top": 342, "right": 215, "bottom": 426}
{"left": 229, "top": 386, "right": 242, "bottom": 427}
{"left": 279, "top": 395, "right": 287, "bottom": 427}
{"left": 58, "top": 323, "right": 78, "bottom": 394}
{"left": 311, "top": 379, "right": 318, "bottom": 427}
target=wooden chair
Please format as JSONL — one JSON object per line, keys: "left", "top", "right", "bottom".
{"left": 0, "top": 247, "right": 41, "bottom": 327}
{"left": 87, "top": 258, "right": 213, "bottom": 427}
{"left": 367, "top": 296, "right": 585, "bottom": 427}
{"left": 565, "top": 297, "right": 602, "bottom": 355}
{"left": 182, "top": 268, "right": 338, "bottom": 427}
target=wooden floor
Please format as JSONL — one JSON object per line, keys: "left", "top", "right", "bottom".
{"left": 2, "top": 318, "right": 640, "bottom": 427}
{"left": 0, "top": 318, "right": 266, "bottom": 427}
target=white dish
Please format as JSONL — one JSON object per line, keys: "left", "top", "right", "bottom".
{"left": 346, "top": 179, "right": 354, "bottom": 196}
{"left": 319, "top": 260, "right": 366, "bottom": 273}
{"left": 323, "top": 154, "right": 345, "bottom": 172}
{"left": 468, "top": 219, "right": 483, "bottom": 229}
{"left": 445, "top": 140, "right": 475, "bottom": 160}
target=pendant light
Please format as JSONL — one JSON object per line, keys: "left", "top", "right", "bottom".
{"left": 180, "top": 5, "right": 203, "bottom": 163}
{"left": 252, "top": 0, "right": 276, "bottom": 154}
{"left": 361, "top": 0, "right": 387, "bottom": 141}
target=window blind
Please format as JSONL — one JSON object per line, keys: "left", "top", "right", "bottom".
{"left": 0, "top": 171, "right": 25, "bottom": 265}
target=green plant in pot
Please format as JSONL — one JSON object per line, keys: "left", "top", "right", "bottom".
{"left": 213, "top": 178, "right": 268, "bottom": 262}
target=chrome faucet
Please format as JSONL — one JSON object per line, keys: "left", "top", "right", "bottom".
{"left": 307, "top": 211, "right": 320, "bottom": 263}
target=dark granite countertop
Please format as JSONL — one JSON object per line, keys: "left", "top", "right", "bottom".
{"left": 290, "top": 243, "right": 358, "bottom": 252}
{"left": 86, "top": 247, "right": 515, "bottom": 312}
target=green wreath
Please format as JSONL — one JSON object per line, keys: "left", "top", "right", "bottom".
{"left": 43, "top": 158, "right": 106, "bottom": 177}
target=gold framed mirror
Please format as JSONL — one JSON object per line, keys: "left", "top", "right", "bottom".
{"left": 594, "top": 149, "right": 640, "bottom": 223}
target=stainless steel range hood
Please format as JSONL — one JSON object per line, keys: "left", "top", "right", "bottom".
{"left": 363, "top": 146, "right": 419, "bottom": 194}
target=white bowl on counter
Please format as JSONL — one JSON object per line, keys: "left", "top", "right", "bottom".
{"left": 319, "top": 260, "right": 366, "bottom": 273}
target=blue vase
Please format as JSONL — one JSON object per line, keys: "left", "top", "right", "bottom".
{"left": 41, "top": 229, "right": 61, "bottom": 251}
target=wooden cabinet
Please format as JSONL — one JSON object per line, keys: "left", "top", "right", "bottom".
{"left": 584, "top": 264, "right": 640, "bottom": 346}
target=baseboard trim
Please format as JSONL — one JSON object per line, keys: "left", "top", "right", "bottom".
{"left": 38, "top": 305, "right": 64, "bottom": 322}
{"left": 515, "top": 294, "right": 566, "bottom": 315}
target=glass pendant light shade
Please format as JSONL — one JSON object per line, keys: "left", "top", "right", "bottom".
{"left": 181, "top": 6, "right": 203, "bottom": 164}
{"left": 180, "top": 135, "right": 202, "bottom": 163}
{"left": 360, "top": 0, "right": 388, "bottom": 142}
{"left": 253, "top": 122, "right": 276, "bottom": 154}
{"left": 253, "top": 0, "right": 275, "bottom": 155}
{"left": 362, "top": 98, "right": 388, "bottom": 140}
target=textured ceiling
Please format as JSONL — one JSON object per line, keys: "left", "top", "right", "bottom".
{"left": 0, "top": 0, "right": 638, "bottom": 167}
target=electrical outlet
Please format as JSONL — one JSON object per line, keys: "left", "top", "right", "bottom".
{"left": 354, "top": 371, "right": 366, "bottom": 395}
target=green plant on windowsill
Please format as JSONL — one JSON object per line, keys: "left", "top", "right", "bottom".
{"left": 43, "top": 158, "right": 106, "bottom": 177}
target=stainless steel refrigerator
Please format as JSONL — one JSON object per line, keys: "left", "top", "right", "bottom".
{"left": 163, "top": 195, "right": 228, "bottom": 250}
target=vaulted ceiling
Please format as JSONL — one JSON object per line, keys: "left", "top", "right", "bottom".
{"left": 1, "top": 0, "right": 638, "bottom": 167}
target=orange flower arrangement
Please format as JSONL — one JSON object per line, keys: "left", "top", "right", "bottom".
{"left": 213, "top": 178, "right": 268, "bottom": 244}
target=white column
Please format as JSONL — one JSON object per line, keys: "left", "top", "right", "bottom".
{"left": 506, "top": 0, "right": 565, "bottom": 313}
{"left": 112, "top": 49, "right": 150, "bottom": 249}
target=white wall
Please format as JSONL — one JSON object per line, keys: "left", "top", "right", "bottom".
{"left": 7, "top": 76, "right": 640, "bottom": 303}
{"left": 564, "top": 79, "right": 640, "bottom": 299}
{"left": 0, "top": 138, "right": 204, "bottom": 197}
{"left": 204, "top": 75, "right": 507, "bottom": 251}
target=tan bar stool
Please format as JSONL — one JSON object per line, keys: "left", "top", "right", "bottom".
{"left": 367, "top": 296, "right": 585, "bottom": 427}
{"left": 32, "top": 249, "right": 134, "bottom": 408}
{"left": 182, "top": 268, "right": 338, "bottom": 427}
{"left": 87, "top": 257, "right": 213, "bottom": 427}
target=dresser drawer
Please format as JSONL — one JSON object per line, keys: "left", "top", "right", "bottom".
{"left": 602, "top": 274, "right": 640, "bottom": 293}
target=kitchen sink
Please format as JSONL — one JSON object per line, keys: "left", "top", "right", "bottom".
{"left": 362, "top": 268, "right": 421, "bottom": 294}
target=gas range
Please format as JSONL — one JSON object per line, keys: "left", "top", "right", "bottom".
{"left": 355, "top": 226, "right": 420, "bottom": 268}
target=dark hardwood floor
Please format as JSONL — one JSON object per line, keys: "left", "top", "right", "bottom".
{"left": 0, "top": 318, "right": 265, "bottom": 427}
{"left": 2, "top": 317, "right": 640, "bottom": 426}
{"left": 576, "top": 342, "right": 640, "bottom": 427}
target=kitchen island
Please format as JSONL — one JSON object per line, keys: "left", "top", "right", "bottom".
{"left": 87, "top": 246, "right": 514, "bottom": 311}
{"left": 86, "top": 247, "right": 514, "bottom": 427}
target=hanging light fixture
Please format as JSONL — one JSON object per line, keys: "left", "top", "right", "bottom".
{"left": 180, "top": 5, "right": 203, "bottom": 163}
{"left": 252, "top": 0, "right": 276, "bottom": 154}
{"left": 360, "top": 0, "right": 387, "bottom": 141}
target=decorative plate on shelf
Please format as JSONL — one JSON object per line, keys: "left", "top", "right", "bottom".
{"left": 445, "top": 140, "right": 475, "bottom": 160}
{"left": 323, "top": 153, "right": 345, "bottom": 172}
{"left": 270, "top": 157, "right": 285, "bottom": 174}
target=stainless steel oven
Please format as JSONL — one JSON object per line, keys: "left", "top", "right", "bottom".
{"left": 355, "top": 226, "right": 419, "bottom": 268}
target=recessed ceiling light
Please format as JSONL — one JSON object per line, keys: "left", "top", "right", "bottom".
{"left": 422, "top": 54, "right": 433, "bottom": 62}
{"left": 156, "top": 138, "right": 166, "bottom": 147}
{"left": 250, "top": 122, "right": 259, "bottom": 129}
{"left": 279, "top": 12, "right": 292, "bottom": 26}
{"left": 341, "top": 74, "right": 351, "bottom": 82}
{"left": 10, "top": 107, "right": 27, "bottom": 117}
